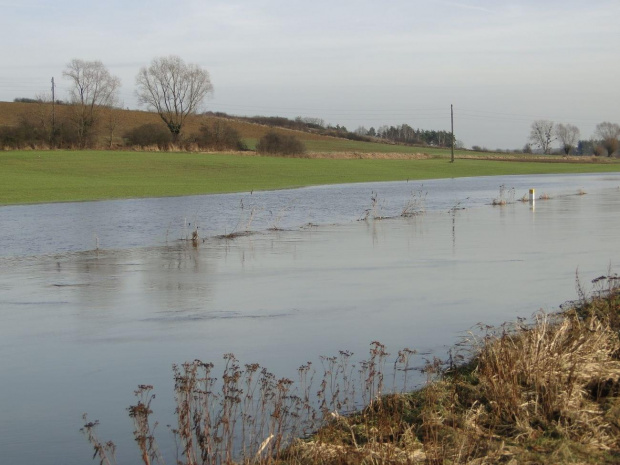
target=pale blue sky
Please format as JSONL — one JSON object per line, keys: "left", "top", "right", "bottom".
{"left": 2, "top": 0, "right": 618, "bottom": 149}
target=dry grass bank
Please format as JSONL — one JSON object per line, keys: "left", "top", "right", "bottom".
{"left": 83, "top": 275, "right": 620, "bottom": 465}
{"left": 287, "top": 276, "right": 620, "bottom": 465}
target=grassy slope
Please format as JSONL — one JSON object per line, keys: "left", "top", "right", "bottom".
{"left": 1, "top": 150, "right": 620, "bottom": 205}
{"left": 0, "top": 101, "right": 561, "bottom": 158}
{"left": 289, "top": 286, "right": 620, "bottom": 465}
{"left": 0, "top": 102, "right": 345, "bottom": 145}
{"left": 1, "top": 102, "right": 474, "bottom": 156}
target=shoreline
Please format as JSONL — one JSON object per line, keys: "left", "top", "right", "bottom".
{"left": 84, "top": 276, "right": 620, "bottom": 465}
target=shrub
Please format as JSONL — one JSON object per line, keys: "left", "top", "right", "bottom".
{"left": 124, "top": 123, "right": 172, "bottom": 149}
{"left": 190, "top": 121, "right": 247, "bottom": 151}
{"left": 602, "top": 137, "right": 619, "bottom": 157}
{"left": 343, "top": 131, "right": 372, "bottom": 142}
{"left": 256, "top": 131, "right": 306, "bottom": 156}
{"left": 54, "top": 120, "right": 81, "bottom": 148}
{"left": 0, "top": 126, "right": 24, "bottom": 149}
{"left": 593, "top": 145, "right": 606, "bottom": 157}
{"left": 0, "top": 115, "right": 53, "bottom": 149}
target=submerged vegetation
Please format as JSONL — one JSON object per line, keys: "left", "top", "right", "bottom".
{"left": 84, "top": 274, "right": 620, "bottom": 464}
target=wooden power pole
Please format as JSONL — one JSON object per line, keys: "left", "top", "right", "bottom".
{"left": 450, "top": 104, "right": 454, "bottom": 163}
{"left": 51, "top": 77, "right": 56, "bottom": 145}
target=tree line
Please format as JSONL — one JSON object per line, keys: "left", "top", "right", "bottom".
{"left": 0, "top": 55, "right": 459, "bottom": 152}
{"left": 527, "top": 120, "right": 620, "bottom": 156}
{"left": 368, "top": 124, "right": 455, "bottom": 147}
{"left": 16, "top": 55, "right": 617, "bottom": 156}
{"left": 0, "top": 56, "right": 233, "bottom": 150}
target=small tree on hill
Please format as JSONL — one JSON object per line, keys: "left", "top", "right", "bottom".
{"left": 63, "top": 59, "right": 121, "bottom": 147}
{"left": 136, "top": 55, "right": 213, "bottom": 142}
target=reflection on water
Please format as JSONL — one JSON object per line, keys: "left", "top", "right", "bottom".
{"left": 1, "top": 175, "right": 620, "bottom": 465}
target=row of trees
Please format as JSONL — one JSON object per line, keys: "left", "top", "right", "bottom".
{"left": 2, "top": 56, "right": 214, "bottom": 149}
{"left": 4, "top": 56, "right": 459, "bottom": 152}
{"left": 355, "top": 124, "right": 455, "bottom": 147}
{"left": 528, "top": 120, "right": 620, "bottom": 156}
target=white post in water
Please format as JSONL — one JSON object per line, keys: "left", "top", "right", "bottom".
{"left": 529, "top": 188, "right": 535, "bottom": 202}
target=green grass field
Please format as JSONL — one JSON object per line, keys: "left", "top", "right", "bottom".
{"left": 1, "top": 150, "right": 619, "bottom": 205}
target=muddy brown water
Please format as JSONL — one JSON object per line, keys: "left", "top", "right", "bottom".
{"left": 1, "top": 173, "right": 620, "bottom": 464}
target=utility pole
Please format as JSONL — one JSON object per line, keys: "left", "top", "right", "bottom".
{"left": 450, "top": 104, "right": 454, "bottom": 163}
{"left": 51, "top": 77, "right": 56, "bottom": 146}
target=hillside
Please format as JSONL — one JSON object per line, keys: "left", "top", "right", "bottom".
{"left": 1, "top": 102, "right": 612, "bottom": 161}
{"left": 0, "top": 101, "right": 470, "bottom": 156}
{"left": 0, "top": 101, "right": 333, "bottom": 142}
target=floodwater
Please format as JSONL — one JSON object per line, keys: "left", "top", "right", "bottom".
{"left": 1, "top": 173, "right": 620, "bottom": 465}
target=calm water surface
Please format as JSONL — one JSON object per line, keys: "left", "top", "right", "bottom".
{"left": 1, "top": 173, "right": 620, "bottom": 465}
{"left": 2, "top": 173, "right": 618, "bottom": 257}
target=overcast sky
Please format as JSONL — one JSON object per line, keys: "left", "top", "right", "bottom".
{"left": 2, "top": 0, "right": 618, "bottom": 149}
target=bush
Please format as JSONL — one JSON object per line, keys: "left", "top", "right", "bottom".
{"left": 124, "top": 123, "right": 172, "bottom": 149}
{"left": 593, "top": 145, "right": 606, "bottom": 157}
{"left": 0, "top": 115, "right": 54, "bottom": 149}
{"left": 602, "top": 137, "right": 619, "bottom": 157}
{"left": 54, "top": 121, "right": 81, "bottom": 148}
{"left": 256, "top": 131, "right": 306, "bottom": 156}
{"left": 0, "top": 126, "right": 25, "bottom": 149}
{"left": 190, "top": 122, "right": 247, "bottom": 151}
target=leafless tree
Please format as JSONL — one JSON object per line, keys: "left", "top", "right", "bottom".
{"left": 25, "top": 91, "right": 55, "bottom": 144}
{"left": 528, "top": 120, "right": 555, "bottom": 154}
{"left": 136, "top": 55, "right": 213, "bottom": 142}
{"left": 63, "top": 59, "right": 121, "bottom": 147}
{"left": 102, "top": 104, "right": 124, "bottom": 149}
{"left": 554, "top": 123, "right": 580, "bottom": 155}
{"left": 595, "top": 122, "right": 620, "bottom": 157}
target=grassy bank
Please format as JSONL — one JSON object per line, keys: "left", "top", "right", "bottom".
{"left": 84, "top": 276, "right": 620, "bottom": 465}
{"left": 288, "top": 278, "right": 620, "bottom": 465}
{"left": 1, "top": 150, "right": 620, "bottom": 205}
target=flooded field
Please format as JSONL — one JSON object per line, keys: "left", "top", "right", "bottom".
{"left": 1, "top": 173, "right": 620, "bottom": 464}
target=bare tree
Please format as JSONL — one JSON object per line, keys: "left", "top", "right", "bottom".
{"left": 102, "top": 104, "right": 124, "bottom": 149}
{"left": 554, "top": 123, "right": 580, "bottom": 155}
{"left": 63, "top": 59, "right": 121, "bottom": 147}
{"left": 25, "top": 91, "right": 55, "bottom": 145}
{"left": 594, "top": 122, "right": 620, "bottom": 157}
{"left": 528, "top": 120, "right": 555, "bottom": 154}
{"left": 136, "top": 55, "right": 213, "bottom": 142}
